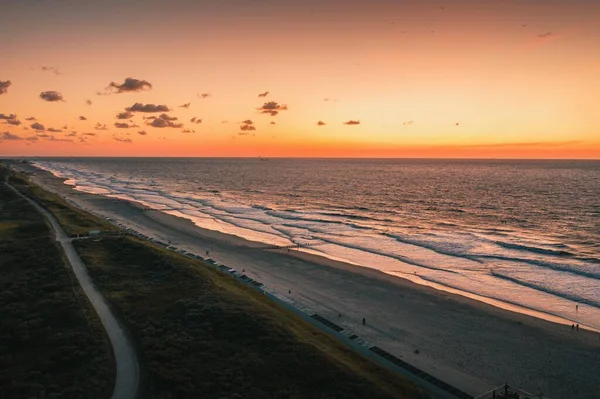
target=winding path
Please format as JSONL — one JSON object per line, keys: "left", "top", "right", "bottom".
{"left": 5, "top": 178, "right": 140, "bottom": 399}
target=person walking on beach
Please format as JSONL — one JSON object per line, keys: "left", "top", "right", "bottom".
{"left": 362, "top": 318, "right": 366, "bottom": 326}
{"left": 571, "top": 324, "right": 575, "bottom": 331}
{"left": 576, "top": 324, "right": 579, "bottom": 331}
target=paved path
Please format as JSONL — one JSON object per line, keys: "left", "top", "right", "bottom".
{"left": 5, "top": 178, "right": 140, "bottom": 399}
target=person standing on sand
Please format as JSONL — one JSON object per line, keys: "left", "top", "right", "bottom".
{"left": 576, "top": 324, "right": 579, "bottom": 331}
{"left": 362, "top": 318, "right": 366, "bottom": 325}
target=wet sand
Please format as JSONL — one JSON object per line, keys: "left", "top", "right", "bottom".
{"left": 18, "top": 163, "right": 600, "bottom": 398}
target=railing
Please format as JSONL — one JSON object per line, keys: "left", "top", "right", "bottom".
{"left": 474, "top": 384, "right": 538, "bottom": 399}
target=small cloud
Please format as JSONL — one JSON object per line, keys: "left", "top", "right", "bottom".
{"left": 179, "top": 102, "right": 191, "bottom": 108}
{"left": 25, "top": 136, "right": 38, "bottom": 141}
{"left": 0, "top": 113, "right": 16, "bottom": 120}
{"left": 40, "top": 91, "right": 65, "bottom": 102}
{"left": 125, "top": 103, "right": 170, "bottom": 113}
{"left": 40, "top": 66, "right": 62, "bottom": 75}
{"left": 270, "top": 121, "right": 276, "bottom": 125}
{"left": 25, "top": 117, "right": 36, "bottom": 121}
{"left": 317, "top": 121, "right": 326, "bottom": 126}
{"left": 258, "top": 101, "right": 288, "bottom": 116}
{"left": 198, "top": 93, "right": 211, "bottom": 99}
{"left": 107, "top": 77, "right": 152, "bottom": 93}
{"left": 30, "top": 122, "right": 46, "bottom": 131}
{"left": 86, "top": 99, "right": 92, "bottom": 106}
{"left": 240, "top": 124, "right": 256, "bottom": 131}
{"left": 146, "top": 116, "right": 183, "bottom": 128}
{"left": 1, "top": 131, "right": 23, "bottom": 140}
{"left": 95, "top": 123, "right": 108, "bottom": 131}
{"left": 79, "top": 116, "right": 87, "bottom": 121}
{"left": 48, "top": 127, "right": 62, "bottom": 133}
{"left": 138, "top": 130, "right": 147, "bottom": 135}
{"left": 62, "top": 125, "right": 68, "bottom": 130}
{"left": 182, "top": 129, "right": 195, "bottom": 133}
{"left": 116, "top": 111, "right": 134, "bottom": 120}
{"left": 0, "top": 81, "right": 11, "bottom": 95}
{"left": 538, "top": 32, "right": 555, "bottom": 39}
{"left": 82, "top": 132, "right": 96, "bottom": 136}
{"left": 258, "top": 91, "right": 269, "bottom": 97}
{"left": 403, "top": 121, "right": 414, "bottom": 126}
{"left": 114, "top": 137, "right": 132, "bottom": 143}
{"left": 190, "top": 117, "right": 202, "bottom": 124}
{"left": 343, "top": 120, "right": 360, "bottom": 125}
{"left": 67, "top": 132, "right": 77, "bottom": 137}
{"left": 241, "top": 119, "right": 254, "bottom": 125}
{"left": 115, "top": 122, "right": 138, "bottom": 129}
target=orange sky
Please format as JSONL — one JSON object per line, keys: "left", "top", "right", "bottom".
{"left": 1, "top": 0, "right": 599, "bottom": 158}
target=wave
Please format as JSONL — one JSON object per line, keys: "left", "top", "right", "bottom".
{"left": 494, "top": 241, "right": 575, "bottom": 257}
{"left": 477, "top": 255, "right": 600, "bottom": 280}
{"left": 491, "top": 271, "right": 600, "bottom": 309}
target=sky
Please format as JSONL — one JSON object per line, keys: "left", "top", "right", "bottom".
{"left": 0, "top": 0, "right": 599, "bottom": 158}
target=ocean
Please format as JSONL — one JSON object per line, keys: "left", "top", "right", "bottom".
{"left": 32, "top": 158, "right": 600, "bottom": 330}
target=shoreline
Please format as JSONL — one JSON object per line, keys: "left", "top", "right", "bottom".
{"left": 16, "top": 162, "right": 600, "bottom": 398}
{"left": 30, "top": 162, "right": 597, "bottom": 334}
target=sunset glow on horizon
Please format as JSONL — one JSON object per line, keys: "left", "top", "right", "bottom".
{"left": 1, "top": 0, "right": 599, "bottom": 158}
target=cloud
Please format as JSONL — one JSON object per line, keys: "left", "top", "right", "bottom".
{"left": 108, "top": 78, "right": 152, "bottom": 93}
{"left": 538, "top": 32, "right": 555, "bottom": 39}
{"left": 67, "top": 132, "right": 77, "bottom": 137}
{"left": 40, "top": 91, "right": 65, "bottom": 102}
{"left": 149, "top": 113, "right": 177, "bottom": 121}
{"left": 5, "top": 118, "right": 22, "bottom": 126}
{"left": 146, "top": 116, "right": 183, "bottom": 128}
{"left": 258, "top": 101, "right": 288, "bottom": 116}
{"left": 0, "top": 81, "right": 11, "bottom": 95}
{"left": 40, "top": 66, "right": 62, "bottom": 75}
{"left": 138, "top": 130, "right": 147, "bottom": 135}
{"left": 270, "top": 121, "right": 276, "bottom": 125}
{"left": 25, "top": 136, "right": 38, "bottom": 141}
{"left": 179, "top": 102, "right": 191, "bottom": 108}
{"left": 403, "top": 121, "right": 414, "bottom": 126}
{"left": 115, "top": 122, "right": 138, "bottom": 129}
{"left": 114, "top": 137, "right": 132, "bottom": 143}
{"left": 25, "top": 117, "right": 36, "bottom": 121}
{"left": 116, "top": 111, "right": 134, "bottom": 120}
{"left": 240, "top": 124, "right": 256, "bottom": 131}
{"left": 1, "top": 131, "right": 22, "bottom": 140}
{"left": 82, "top": 132, "right": 96, "bottom": 136}
{"left": 86, "top": 99, "right": 92, "bottom": 106}
{"left": 241, "top": 119, "right": 254, "bottom": 125}
{"left": 190, "top": 117, "right": 202, "bottom": 123}
{"left": 47, "top": 127, "right": 62, "bottom": 133}
{"left": 198, "top": 93, "right": 211, "bottom": 99}
{"left": 95, "top": 123, "right": 108, "bottom": 130}
{"left": 79, "top": 116, "right": 87, "bottom": 121}
{"left": 343, "top": 120, "right": 361, "bottom": 125}
{"left": 125, "top": 103, "right": 170, "bottom": 113}
{"left": 62, "top": 125, "right": 68, "bottom": 130}
{"left": 30, "top": 122, "right": 46, "bottom": 131}
{"left": 0, "top": 113, "right": 16, "bottom": 120}
{"left": 182, "top": 129, "right": 195, "bottom": 133}
{"left": 258, "top": 91, "right": 269, "bottom": 97}
{"left": 317, "top": 121, "right": 326, "bottom": 126}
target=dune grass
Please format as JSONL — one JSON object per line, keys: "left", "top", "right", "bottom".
{"left": 0, "top": 167, "right": 112, "bottom": 399}
{"left": 7, "top": 164, "right": 426, "bottom": 399}
{"left": 8, "top": 172, "right": 113, "bottom": 237}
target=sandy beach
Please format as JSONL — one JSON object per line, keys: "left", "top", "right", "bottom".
{"left": 21, "top": 164, "right": 600, "bottom": 398}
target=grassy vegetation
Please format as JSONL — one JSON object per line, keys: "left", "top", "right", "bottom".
{"left": 7, "top": 163, "right": 426, "bottom": 398}
{"left": 0, "top": 167, "right": 112, "bottom": 399}
{"left": 8, "top": 172, "right": 113, "bottom": 237}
